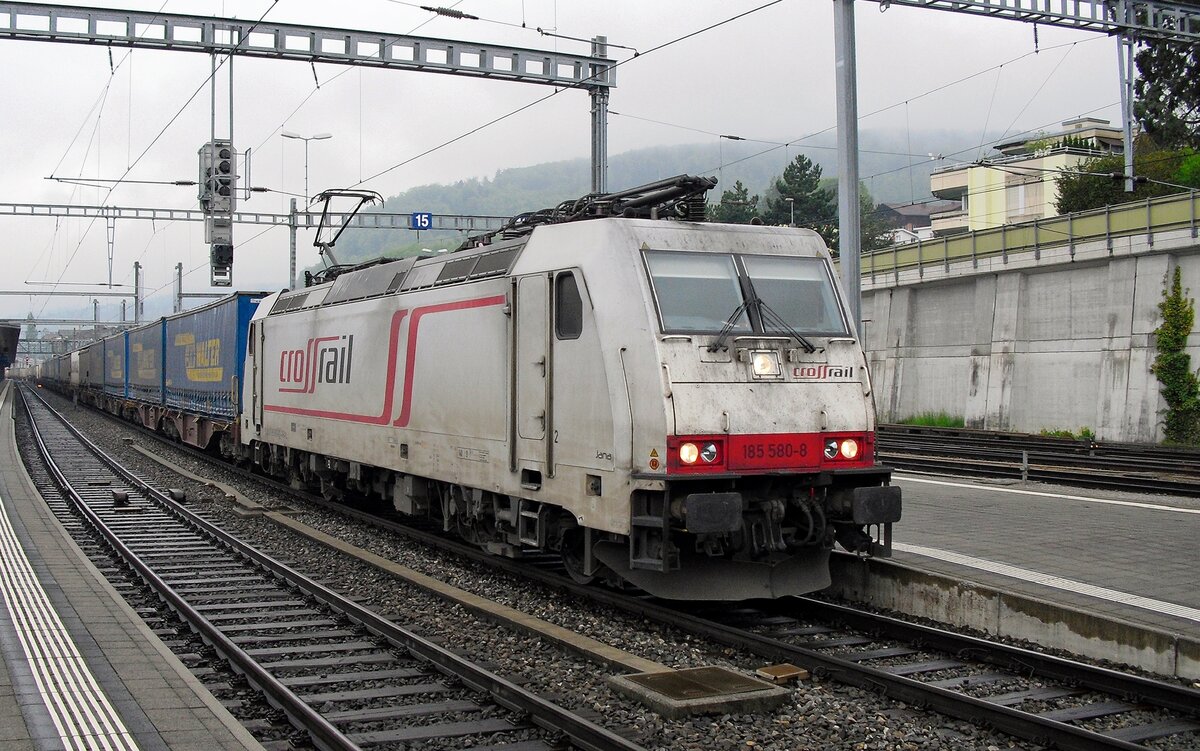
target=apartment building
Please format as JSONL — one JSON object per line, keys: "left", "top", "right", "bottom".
{"left": 928, "top": 117, "right": 1124, "bottom": 235}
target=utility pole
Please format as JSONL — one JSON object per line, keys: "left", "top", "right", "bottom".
{"left": 590, "top": 36, "right": 610, "bottom": 194}
{"left": 833, "top": 0, "right": 862, "bottom": 336}
{"left": 1116, "top": 0, "right": 1137, "bottom": 193}
{"left": 289, "top": 198, "right": 298, "bottom": 291}
{"left": 133, "top": 261, "right": 143, "bottom": 322}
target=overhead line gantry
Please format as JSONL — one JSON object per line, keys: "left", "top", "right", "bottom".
{"left": 0, "top": 2, "right": 615, "bottom": 286}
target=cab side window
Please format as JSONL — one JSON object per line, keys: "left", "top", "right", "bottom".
{"left": 555, "top": 272, "right": 583, "bottom": 340}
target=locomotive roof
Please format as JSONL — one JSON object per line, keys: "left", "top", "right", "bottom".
{"left": 267, "top": 217, "right": 831, "bottom": 317}
{"left": 269, "top": 234, "right": 529, "bottom": 315}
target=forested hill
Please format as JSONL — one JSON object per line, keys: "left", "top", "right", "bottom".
{"left": 330, "top": 128, "right": 980, "bottom": 263}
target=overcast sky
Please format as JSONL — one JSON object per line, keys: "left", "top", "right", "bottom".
{"left": 0, "top": 0, "right": 1124, "bottom": 329}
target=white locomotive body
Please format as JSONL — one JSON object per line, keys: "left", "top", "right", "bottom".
{"left": 240, "top": 214, "right": 900, "bottom": 599}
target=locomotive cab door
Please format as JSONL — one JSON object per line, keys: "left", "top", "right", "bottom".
{"left": 251, "top": 320, "right": 264, "bottom": 430}
{"left": 511, "top": 274, "right": 552, "bottom": 478}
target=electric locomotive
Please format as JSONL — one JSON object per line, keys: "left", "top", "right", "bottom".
{"left": 238, "top": 176, "right": 901, "bottom": 599}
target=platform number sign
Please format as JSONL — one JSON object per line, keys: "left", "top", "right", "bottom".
{"left": 411, "top": 212, "right": 433, "bottom": 230}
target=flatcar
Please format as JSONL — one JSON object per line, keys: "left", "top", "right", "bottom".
{"left": 47, "top": 176, "right": 901, "bottom": 600}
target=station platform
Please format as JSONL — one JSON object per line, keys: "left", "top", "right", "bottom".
{"left": 828, "top": 469, "right": 1200, "bottom": 680}
{"left": 0, "top": 381, "right": 265, "bottom": 751}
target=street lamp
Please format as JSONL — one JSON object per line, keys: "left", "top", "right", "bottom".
{"left": 281, "top": 131, "right": 332, "bottom": 206}
{"left": 785, "top": 197, "right": 795, "bottom": 227}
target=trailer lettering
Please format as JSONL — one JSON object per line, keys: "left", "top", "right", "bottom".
{"left": 184, "top": 338, "right": 223, "bottom": 382}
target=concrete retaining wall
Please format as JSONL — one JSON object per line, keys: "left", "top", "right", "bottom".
{"left": 862, "top": 227, "right": 1200, "bottom": 442}
{"left": 827, "top": 556, "right": 1200, "bottom": 681}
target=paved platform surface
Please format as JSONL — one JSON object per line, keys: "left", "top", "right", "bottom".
{"left": 888, "top": 471, "right": 1200, "bottom": 639}
{"left": 0, "top": 381, "right": 265, "bottom": 751}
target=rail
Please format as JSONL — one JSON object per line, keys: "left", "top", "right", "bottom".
{"left": 876, "top": 424, "right": 1200, "bottom": 495}
{"left": 19, "top": 384, "right": 644, "bottom": 751}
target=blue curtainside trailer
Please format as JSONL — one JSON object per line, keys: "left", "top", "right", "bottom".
{"left": 164, "top": 292, "right": 265, "bottom": 419}
{"left": 127, "top": 319, "right": 165, "bottom": 404}
{"left": 103, "top": 332, "right": 128, "bottom": 398}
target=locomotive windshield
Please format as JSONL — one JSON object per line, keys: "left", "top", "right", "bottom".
{"left": 742, "top": 255, "right": 847, "bottom": 336}
{"left": 644, "top": 250, "right": 847, "bottom": 336}
{"left": 643, "top": 252, "right": 751, "bottom": 333}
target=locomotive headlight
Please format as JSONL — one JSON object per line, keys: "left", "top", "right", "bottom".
{"left": 679, "top": 442, "right": 700, "bottom": 465}
{"left": 750, "top": 350, "right": 781, "bottom": 378}
{"left": 700, "top": 442, "right": 719, "bottom": 463}
{"left": 825, "top": 438, "right": 862, "bottom": 461}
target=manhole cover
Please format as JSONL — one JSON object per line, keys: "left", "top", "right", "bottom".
{"left": 625, "top": 667, "right": 769, "bottom": 700}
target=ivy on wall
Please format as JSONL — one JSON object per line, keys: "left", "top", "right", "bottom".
{"left": 1151, "top": 266, "right": 1200, "bottom": 445}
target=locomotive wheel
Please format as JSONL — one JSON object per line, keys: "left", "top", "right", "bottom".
{"left": 560, "top": 527, "right": 595, "bottom": 585}
{"left": 456, "top": 515, "right": 484, "bottom": 546}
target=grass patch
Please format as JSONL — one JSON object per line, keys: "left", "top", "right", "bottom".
{"left": 1039, "top": 427, "right": 1096, "bottom": 441}
{"left": 897, "top": 412, "right": 965, "bottom": 428}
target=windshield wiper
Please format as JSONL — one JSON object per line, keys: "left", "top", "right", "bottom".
{"left": 707, "top": 300, "right": 752, "bottom": 352}
{"left": 756, "top": 299, "right": 817, "bottom": 353}
{"left": 707, "top": 296, "right": 817, "bottom": 354}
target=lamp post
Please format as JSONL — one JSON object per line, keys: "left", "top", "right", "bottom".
{"left": 281, "top": 131, "right": 332, "bottom": 206}
{"left": 785, "top": 197, "right": 795, "bottom": 227}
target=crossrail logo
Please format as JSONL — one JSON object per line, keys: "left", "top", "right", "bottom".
{"left": 264, "top": 295, "right": 506, "bottom": 425}
{"left": 792, "top": 364, "right": 854, "bottom": 380}
{"left": 279, "top": 335, "right": 354, "bottom": 393}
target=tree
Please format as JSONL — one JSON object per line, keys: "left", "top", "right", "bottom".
{"left": 761, "top": 155, "right": 837, "bottom": 247}
{"left": 1135, "top": 13, "right": 1200, "bottom": 151}
{"left": 1054, "top": 139, "right": 1200, "bottom": 214}
{"left": 859, "top": 191, "right": 895, "bottom": 253}
{"left": 1151, "top": 267, "right": 1200, "bottom": 444}
{"left": 708, "top": 180, "right": 760, "bottom": 223}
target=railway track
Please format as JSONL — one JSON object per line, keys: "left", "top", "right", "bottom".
{"left": 24, "top": 388, "right": 1200, "bottom": 750}
{"left": 877, "top": 424, "right": 1200, "bottom": 495}
{"left": 231, "top": 463, "right": 1200, "bottom": 750}
{"left": 17, "top": 384, "right": 644, "bottom": 751}
{"left": 672, "top": 599, "right": 1200, "bottom": 751}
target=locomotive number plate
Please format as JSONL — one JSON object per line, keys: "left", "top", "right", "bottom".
{"left": 727, "top": 434, "right": 820, "bottom": 471}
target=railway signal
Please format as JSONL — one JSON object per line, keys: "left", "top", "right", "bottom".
{"left": 199, "top": 140, "right": 237, "bottom": 287}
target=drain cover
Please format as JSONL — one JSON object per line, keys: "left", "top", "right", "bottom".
{"left": 624, "top": 666, "right": 769, "bottom": 700}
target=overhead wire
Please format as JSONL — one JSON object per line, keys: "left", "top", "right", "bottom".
{"left": 40, "top": 1, "right": 282, "bottom": 317}
{"left": 350, "top": 0, "right": 786, "bottom": 189}
{"left": 35, "top": 2, "right": 170, "bottom": 317}
{"left": 697, "top": 37, "right": 1103, "bottom": 180}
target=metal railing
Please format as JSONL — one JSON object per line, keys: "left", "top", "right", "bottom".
{"left": 862, "top": 190, "right": 1200, "bottom": 282}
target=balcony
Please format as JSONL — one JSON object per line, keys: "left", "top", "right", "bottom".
{"left": 930, "top": 166, "right": 968, "bottom": 201}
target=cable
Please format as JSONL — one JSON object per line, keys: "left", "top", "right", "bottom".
{"left": 977, "top": 64, "right": 1003, "bottom": 161}
{"left": 607, "top": 111, "right": 929, "bottom": 158}
{"left": 39, "top": 2, "right": 283, "bottom": 307}
{"left": 383, "top": 0, "right": 642, "bottom": 52}
{"left": 995, "top": 42, "right": 1077, "bottom": 145}
{"left": 248, "top": 1, "right": 470, "bottom": 158}
{"left": 696, "top": 36, "right": 1105, "bottom": 180}
{"left": 350, "top": 0, "right": 786, "bottom": 189}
